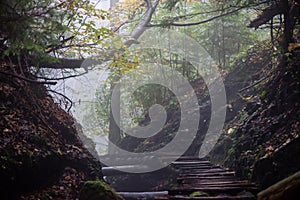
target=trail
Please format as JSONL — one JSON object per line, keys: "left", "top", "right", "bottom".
{"left": 163, "top": 156, "right": 257, "bottom": 200}
{"left": 102, "top": 155, "right": 258, "bottom": 200}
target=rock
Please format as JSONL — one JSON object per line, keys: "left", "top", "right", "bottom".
{"left": 245, "top": 101, "right": 260, "bottom": 114}
{"left": 209, "top": 136, "right": 233, "bottom": 165}
{"left": 79, "top": 181, "right": 124, "bottom": 200}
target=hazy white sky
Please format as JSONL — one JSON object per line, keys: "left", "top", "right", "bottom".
{"left": 92, "top": 0, "right": 111, "bottom": 10}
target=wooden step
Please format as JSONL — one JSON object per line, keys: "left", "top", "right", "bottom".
{"left": 172, "top": 161, "right": 211, "bottom": 165}
{"left": 169, "top": 194, "right": 255, "bottom": 200}
{"left": 179, "top": 180, "right": 251, "bottom": 185}
{"left": 178, "top": 176, "right": 240, "bottom": 181}
{"left": 179, "top": 171, "right": 236, "bottom": 178}
{"left": 177, "top": 177, "right": 240, "bottom": 184}
{"left": 181, "top": 169, "right": 230, "bottom": 174}
{"left": 161, "top": 158, "right": 256, "bottom": 199}
{"left": 169, "top": 186, "right": 258, "bottom": 195}
{"left": 179, "top": 166, "right": 221, "bottom": 170}
{"left": 181, "top": 182, "right": 257, "bottom": 188}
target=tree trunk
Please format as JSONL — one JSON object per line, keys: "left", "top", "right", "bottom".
{"left": 283, "top": 0, "right": 293, "bottom": 52}
{"left": 108, "top": 73, "right": 121, "bottom": 155}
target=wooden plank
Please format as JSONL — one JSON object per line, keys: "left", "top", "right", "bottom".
{"left": 177, "top": 177, "right": 240, "bottom": 184}
{"left": 173, "top": 163, "right": 213, "bottom": 167}
{"left": 172, "top": 161, "right": 211, "bottom": 165}
{"left": 118, "top": 191, "right": 168, "bottom": 200}
{"left": 176, "top": 157, "right": 206, "bottom": 161}
{"left": 169, "top": 186, "right": 258, "bottom": 195}
{"left": 181, "top": 180, "right": 254, "bottom": 185}
{"left": 180, "top": 180, "right": 251, "bottom": 185}
{"left": 175, "top": 165, "right": 215, "bottom": 169}
{"left": 178, "top": 176, "right": 239, "bottom": 181}
{"left": 169, "top": 194, "right": 255, "bottom": 200}
{"left": 180, "top": 169, "right": 230, "bottom": 174}
{"left": 179, "top": 171, "right": 236, "bottom": 177}
{"left": 180, "top": 166, "right": 221, "bottom": 170}
{"left": 166, "top": 159, "right": 256, "bottom": 199}
{"left": 181, "top": 183, "right": 257, "bottom": 188}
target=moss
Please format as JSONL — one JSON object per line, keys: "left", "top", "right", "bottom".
{"left": 189, "top": 191, "right": 208, "bottom": 197}
{"left": 228, "top": 147, "right": 235, "bottom": 155}
{"left": 79, "top": 181, "right": 124, "bottom": 200}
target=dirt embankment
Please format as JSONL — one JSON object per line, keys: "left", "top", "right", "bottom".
{"left": 210, "top": 48, "right": 300, "bottom": 190}
{"left": 0, "top": 63, "right": 103, "bottom": 199}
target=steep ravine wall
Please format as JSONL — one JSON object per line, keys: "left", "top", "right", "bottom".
{"left": 0, "top": 63, "right": 120, "bottom": 199}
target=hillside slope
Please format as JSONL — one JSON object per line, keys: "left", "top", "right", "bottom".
{"left": 117, "top": 44, "right": 300, "bottom": 192}
{"left": 121, "top": 44, "right": 272, "bottom": 157}
{"left": 210, "top": 48, "right": 300, "bottom": 189}
{"left": 0, "top": 63, "right": 104, "bottom": 199}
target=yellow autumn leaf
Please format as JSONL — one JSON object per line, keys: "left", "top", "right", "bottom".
{"left": 243, "top": 96, "right": 252, "bottom": 101}
{"left": 288, "top": 43, "right": 300, "bottom": 51}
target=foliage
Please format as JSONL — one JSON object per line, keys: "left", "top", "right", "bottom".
{"left": 110, "top": 0, "right": 146, "bottom": 32}
{"left": 0, "top": 0, "right": 111, "bottom": 65}
{"left": 94, "top": 82, "right": 111, "bottom": 136}
{"left": 85, "top": 0, "right": 270, "bottom": 140}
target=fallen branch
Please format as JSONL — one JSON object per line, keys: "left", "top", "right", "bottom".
{"left": 48, "top": 89, "right": 73, "bottom": 112}
{"left": 238, "top": 76, "right": 269, "bottom": 92}
{"left": 35, "top": 70, "right": 88, "bottom": 81}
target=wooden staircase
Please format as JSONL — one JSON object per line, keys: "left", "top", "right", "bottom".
{"left": 155, "top": 156, "right": 258, "bottom": 200}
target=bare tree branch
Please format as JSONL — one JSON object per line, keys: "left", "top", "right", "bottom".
{"left": 35, "top": 70, "right": 88, "bottom": 81}
{"left": 0, "top": 70, "right": 57, "bottom": 85}
{"left": 47, "top": 89, "right": 73, "bottom": 112}
{"left": 147, "top": 6, "right": 246, "bottom": 27}
{"left": 46, "top": 36, "right": 75, "bottom": 53}
{"left": 147, "top": 1, "right": 270, "bottom": 27}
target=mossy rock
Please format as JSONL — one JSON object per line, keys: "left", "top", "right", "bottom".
{"left": 79, "top": 181, "right": 124, "bottom": 200}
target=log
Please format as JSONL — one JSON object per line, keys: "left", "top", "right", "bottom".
{"left": 102, "top": 165, "right": 149, "bottom": 176}
{"left": 257, "top": 170, "right": 300, "bottom": 200}
{"left": 118, "top": 191, "right": 168, "bottom": 200}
